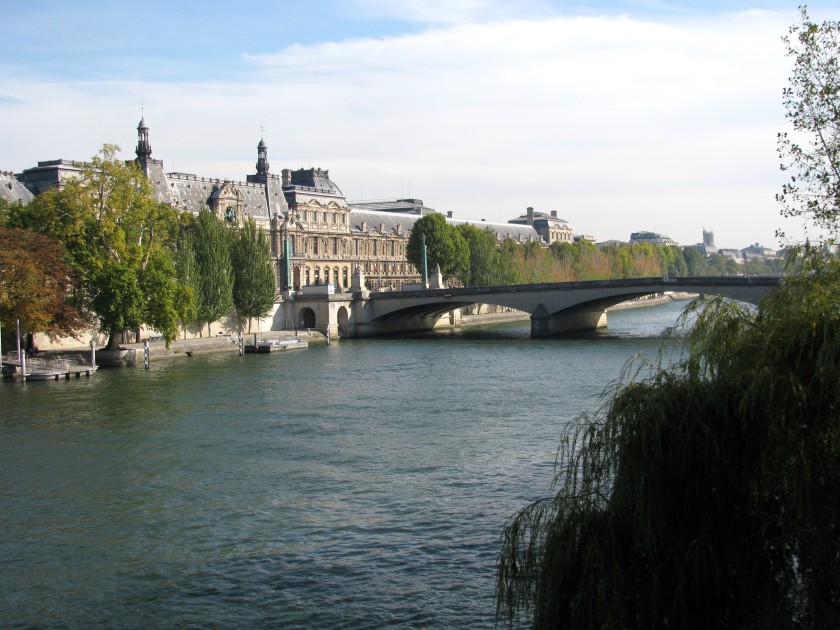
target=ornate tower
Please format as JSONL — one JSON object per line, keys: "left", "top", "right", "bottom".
{"left": 256, "top": 137, "right": 269, "bottom": 177}
{"left": 135, "top": 117, "right": 152, "bottom": 171}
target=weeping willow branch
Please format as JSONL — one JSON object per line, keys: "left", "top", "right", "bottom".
{"left": 497, "top": 265, "right": 840, "bottom": 628}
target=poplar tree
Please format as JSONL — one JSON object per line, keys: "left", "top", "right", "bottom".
{"left": 174, "top": 226, "right": 199, "bottom": 339}
{"left": 193, "top": 209, "right": 233, "bottom": 337}
{"left": 231, "top": 218, "right": 277, "bottom": 333}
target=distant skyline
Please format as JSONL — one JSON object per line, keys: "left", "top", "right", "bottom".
{"left": 2, "top": 1, "right": 839, "bottom": 249}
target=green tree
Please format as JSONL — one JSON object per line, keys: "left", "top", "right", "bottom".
{"left": 231, "top": 218, "right": 277, "bottom": 332}
{"left": 456, "top": 224, "right": 516, "bottom": 286}
{"left": 406, "top": 212, "right": 469, "bottom": 282}
{"left": 18, "top": 145, "right": 185, "bottom": 349}
{"left": 193, "top": 209, "right": 233, "bottom": 336}
{"left": 659, "top": 244, "right": 688, "bottom": 276}
{"left": 173, "top": 224, "right": 199, "bottom": 339}
{"left": 777, "top": 6, "right": 840, "bottom": 246}
{"left": 681, "top": 246, "right": 708, "bottom": 276}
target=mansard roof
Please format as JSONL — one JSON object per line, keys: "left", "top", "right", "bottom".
{"left": 0, "top": 171, "right": 35, "bottom": 205}
{"left": 145, "top": 161, "right": 288, "bottom": 220}
{"left": 509, "top": 210, "right": 569, "bottom": 225}
{"left": 450, "top": 218, "right": 543, "bottom": 242}
{"left": 286, "top": 168, "right": 344, "bottom": 196}
{"left": 348, "top": 209, "right": 542, "bottom": 243}
{"left": 349, "top": 198, "right": 434, "bottom": 215}
{"left": 351, "top": 210, "right": 416, "bottom": 236}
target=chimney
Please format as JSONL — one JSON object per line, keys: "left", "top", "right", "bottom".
{"left": 526, "top": 207, "right": 534, "bottom": 225}
{"left": 447, "top": 211, "right": 453, "bottom": 218}
{"left": 551, "top": 210, "right": 557, "bottom": 218}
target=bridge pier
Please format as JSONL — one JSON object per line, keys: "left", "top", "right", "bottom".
{"left": 530, "top": 309, "right": 608, "bottom": 337}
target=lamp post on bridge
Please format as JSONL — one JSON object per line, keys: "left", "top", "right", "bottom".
{"left": 421, "top": 234, "right": 429, "bottom": 289}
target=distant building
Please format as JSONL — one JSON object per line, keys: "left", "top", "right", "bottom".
{"left": 508, "top": 207, "right": 573, "bottom": 245}
{"left": 0, "top": 170, "right": 35, "bottom": 205}
{"left": 717, "top": 248, "right": 743, "bottom": 263}
{"left": 689, "top": 229, "right": 718, "bottom": 256}
{"left": 741, "top": 243, "right": 776, "bottom": 260}
{"left": 629, "top": 231, "right": 677, "bottom": 247}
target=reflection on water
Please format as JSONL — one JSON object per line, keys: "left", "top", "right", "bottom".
{"left": 1, "top": 300, "right": 690, "bottom": 628}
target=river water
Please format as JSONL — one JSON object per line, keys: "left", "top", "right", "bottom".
{"left": 1, "top": 300, "right": 688, "bottom": 629}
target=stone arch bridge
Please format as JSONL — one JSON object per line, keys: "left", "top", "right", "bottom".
{"left": 282, "top": 276, "right": 780, "bottom": 339}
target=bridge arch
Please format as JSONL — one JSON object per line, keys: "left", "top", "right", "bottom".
{"left": 337, "top": 306, "right": 350, "bottom": 338}
{"left": 298, "top": 307, "right": 317, "bottom": 329}
{"left": 360, "top": 277, "right": 779, "bottom": 337}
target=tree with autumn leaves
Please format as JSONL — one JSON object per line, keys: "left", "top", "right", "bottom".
{"left": 0, "top": 225, "right": 89, "bottom": 346}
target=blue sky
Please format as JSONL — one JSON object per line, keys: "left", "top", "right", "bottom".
{"left": 3, "top": 1, "right": 840, "bottom": 247}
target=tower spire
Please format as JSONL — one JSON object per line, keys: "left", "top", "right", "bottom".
{"left": 256, "top": 132, "right": 269, "bottom": 176}
{"left": 136, "top": 105, "right": 152, "bottom": 168}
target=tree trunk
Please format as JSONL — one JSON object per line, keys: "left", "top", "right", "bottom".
{"left": 106, "top": 331, "right": 121, "bottom": 351}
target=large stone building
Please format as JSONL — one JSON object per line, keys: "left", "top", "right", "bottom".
{"left": 5, "top": 119, "right": 569, "bottom": 297}
{"left": 508, "top": 207, "right": 574, "bottom": 245}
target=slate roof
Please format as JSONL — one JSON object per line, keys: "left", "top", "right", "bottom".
{"left": 349, "top": 198, "right": 434, "bottom": 215}
{"left": 287, "top": 168, "right": 344, "bottom": 196}
{"left": 145, "top": 160, "right": 287, "bottom": 220}
{"left": 0, "top": 171, "right": 35, "bottom": 205}
{"left": 350, "top": 210, "right": 418, "bottom": 235}
{"left": 450, "top": 218, "right": 542, "bottom": 242}
{"left": 509, "top": 210, "right": 569, "bottom": 225}
{"left": 349, "top": 209, "right": 541, "bottom": 242}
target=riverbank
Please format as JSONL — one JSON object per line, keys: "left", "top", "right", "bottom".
{"left": 33, "top": 329, "right": 326, "bottom": 367}
{"left": 32, "top": 293, "right": 697, "bottom": 366}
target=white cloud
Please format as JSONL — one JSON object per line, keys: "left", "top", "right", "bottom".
{"left": 0, "top": 9, "right": 804, "bottom": 248}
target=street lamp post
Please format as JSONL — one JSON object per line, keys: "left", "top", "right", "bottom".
{"left": 421, "top": 234, "right": 429, "bottom": 288}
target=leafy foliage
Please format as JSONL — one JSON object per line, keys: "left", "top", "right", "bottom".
{"left": 406, "top": 212, "right": 469, "bottom": 281}
{"left": 192, "top": 209, "right": 233, "bottom": 336}
{"left": 498, "top": 11, "right": 840, "bottom": 626}
{"left": 496, "top": 263, "right": 840, "bottom": 628}
{"left": 12, "top": 145, "right": 186, "bottom": 348}
{"left": 173, "top": 225, "right": 199, "bottom": 339}
{"left": 0, "top": 226, "right": 88, "bottom": 340}
{"left": 456, "top": 224, "right": 518, "bottom": 286}
{"left": 777, "top": 6, "right": 840, "bottom": 245}
{"left": 231, "top": 218, "right": 277, "bottom": 331}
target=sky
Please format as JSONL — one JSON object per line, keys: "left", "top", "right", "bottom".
{"left": 2, "top": 1, "right": 839, "bottom": 250}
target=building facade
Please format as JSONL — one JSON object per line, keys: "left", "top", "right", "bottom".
{"left": 6, "top": 120, "right": 566, "bottom": 296}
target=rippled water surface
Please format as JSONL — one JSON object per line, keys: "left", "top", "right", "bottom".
{"left": 1, "top": 301, "right": 687, "bottom": 628}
